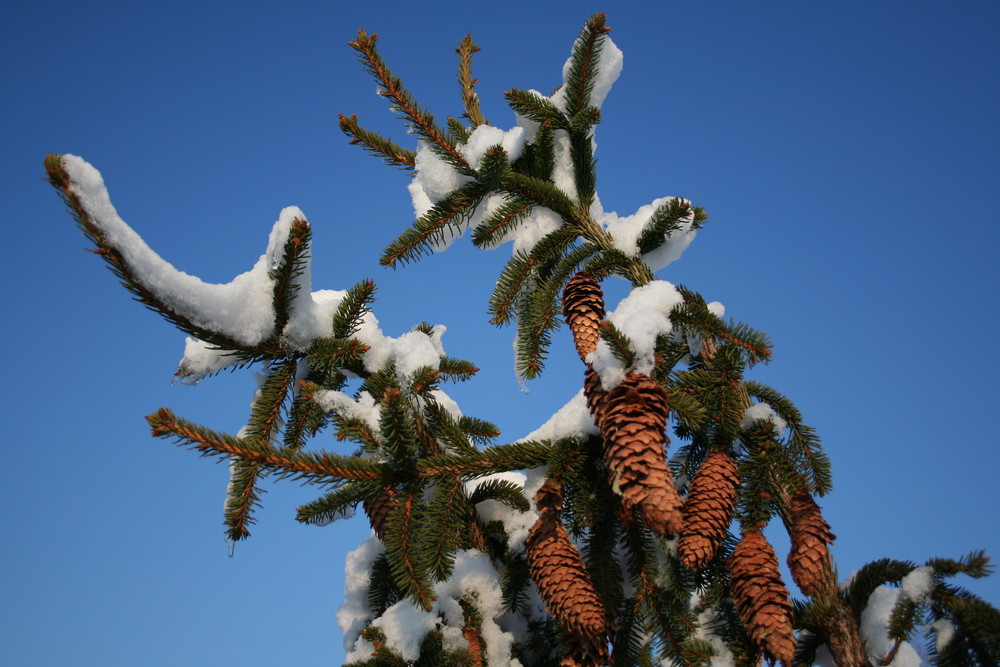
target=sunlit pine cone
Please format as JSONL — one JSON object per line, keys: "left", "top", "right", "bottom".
{"left": 601, "top": 374, "right": 683, "bottom": 535}
{"left": 678, "top": 451, "right": 739, "bottom": 569}
{"left": 728, "top": 529, "right": 796, "bottom": 667}
{"left": 363, "top": 488, "right": 397, "bottom": 540}
{"left": 525, "top": 481, "right": 607, "bottom": 641}
{"left": 562, "top": 272, "right": 605, "bottom": 363}
{"left": 787, "top": 489, "right": 836, "bottom": 596}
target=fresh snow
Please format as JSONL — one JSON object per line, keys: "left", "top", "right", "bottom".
{"left": 859, "top": 585, "right": 922, "bottom": 666}
{"left": 588, "top": 280, "right": 685, "bottom": 390}
{"left": 343, "top": 550, "right": 522, "bottom": 666}
{"left": 337, "top": 536, "right": 385, "bottom": 655}
{"left": 62, "top": 154, "right": 294, "bottom": 348}
{"left": 741, "top": 401, "right": 789, "bottom": 435}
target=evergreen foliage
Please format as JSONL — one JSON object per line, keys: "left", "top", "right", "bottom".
{"left": 46, "top": 13, "right": 998, "bottom": 667}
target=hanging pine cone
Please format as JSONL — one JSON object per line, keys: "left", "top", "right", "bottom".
{"left": 787, "top": 489, "right": 836, "bottom": 596}
{"left": 562, "top": 272, "right": 605, "bottom": 363}
{"left": 363, "top": 488, "right": 397, "bottom": 540}
{"left": 525, "top": 481, "right": 608, "bottom": 644}
{"left": 728, "top": 529, "right": 796, "bottom": 667}
{"left": 600, "top": 373, "right": 683, "bottom": 535}
{"left": 679, "top": 451, "right": 739, "bottom": 569}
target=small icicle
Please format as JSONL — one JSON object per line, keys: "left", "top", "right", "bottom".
{"left": 226, "top": 538, "right": 236, "bottom": 558}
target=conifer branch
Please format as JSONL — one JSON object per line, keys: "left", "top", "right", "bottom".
{"left": 446, "top": 116, "right": 473, "bottom": 144}
{"left": 562, "top": 13, "right": 611, "bottom": 116}
{"left": 500, "top": 171, "right": 577, "bottom": 219}
{"left": 437, "top": 357, "right": 479, "bottom": 382}
{"left": 338, "top": 114, "right": 416, "bottom": 170}
{"left": 515, "top": 278, "right": 561, "bottom": 379}
{"left": 331, "top": 414, "right": 380, "bottom": 448}
{"left": 423, "top": 402, "right": 477, "bottom": 456}
{"left": 367, "top": 554, "right": 403, "bottom": 615}
{"left": 456, "top": 35, "right": 487, "bottom": 127}
{"left": 568, "top": 107, "right": 601, "bottom": 208}
{"left": 457, "top": 416, "right": 502, "bottom": 445}
{"left": 269, "top": 217, "right": 312, "bottom": 336}
{"left": 380, "top": 182, "right": 489, "bottom": 268}
{"left": 417, "top": 440, "right": 557, "bottom": 479}
{"left": 503, "top": 89, "right": 568, "bottom": 127}
{"left": 245, "top": 359, "right": 298, "bottom": 441}
{"left": 148, "top": 408, "right": 382, "bottom": 483}
{"left": 598, "top": 320, "right": 636, "bottom": 368}
{"left": 636, "top": 198, "right": 697, "bottom": 255}
{"left": 743, "top": 380, "right": 832, "bottom": 495}
{"left": 348, "top": 29, "right": 470, "bottom": 172}
{"left": 488, "top": 251, "right": 536, "bottom": 326}
{"left": 45, "top": 155, "right": 283, "bottom": 358}
{"left": 422, "top": 477, "right": 465, "bottom": 580}
{"left": 332, "top": 278, "right": 377, "bottom": 338}
{"left": 295, "top": 481, "right": 378, "bottom": 526}
{"left": 378, "top": 388, "right": 421, "bottom": 468}
{"left": 224, "top": 358, "right": 299, "bottom": 541}
{"left": 223, "top": 460, "right": 264, "bottom": 542}
{"left": 283, "top": 380, "right": 332, "bottom": 450}
{"left": 470, "top": 195, "right": 533, "bottom": 249}
{"left": 385, "top": 486, "right": 436, "bottom": 610}
{"left": 513, "top": 120, "right": 556, "bottom": 180}
{"left": 477, "top": 145, "right": 510, "bottom": 189}
{"left": 669, "top": 302, "right": 773, "bottom": 366}
{"left": 306, "top": 337, "right": 370, "bottom": 374}
{"left": 467, "top": 478, "right": 531, "bottom": 512}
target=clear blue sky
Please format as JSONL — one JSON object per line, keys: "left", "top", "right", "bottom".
{"left": 3, "top": 2, "right": 998, "bottom": 665}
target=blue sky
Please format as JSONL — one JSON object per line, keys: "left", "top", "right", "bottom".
{"left": 3, "top": 2, "right": 999, "bottom": 665}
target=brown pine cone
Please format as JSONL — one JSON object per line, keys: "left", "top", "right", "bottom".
{"left": 562, "top": 272, "right": 605, "bottom": 363}
{"left": 728, "top": 529, "right": 796, "bottom": 666}
{"left": 462, "top": 623, "right": 484, "bottom": 667}
{"left": 526, "top": 481, "right": 607, "bottom": 641}
{"left": 601, "top": 375, "right": 683, "bottom": 535}
{"left": 787, "top": 489, "right": 836, "bottom": 596}
{"left": 363, "top": 488, "right": 397, "bottom": 540}
{"left": 679, "top": 451, "right": 739, "bottom": 569}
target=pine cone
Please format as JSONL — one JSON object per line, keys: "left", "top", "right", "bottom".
{"left": 601, "top": 374, "right": 683, "bottom": 535}
{"left": 526, "top": 481, "right": 607, "bottom": 641}
{"left": 787, "top": 489, "right": 836, "bottom": 596}
{"left": 679, "top": 451, "right": 739, "bottom": 569}
{"left": 728, "top": 529, "right": 796, "bottom": 666}
{"left": 462, "top": 624, "right": 484, "bottom": 667}
{"left": 562, "top": 272, "right": 605, "bottom": 363}
{"left": 363, "top": 488, "right": 397, "bottom": 540}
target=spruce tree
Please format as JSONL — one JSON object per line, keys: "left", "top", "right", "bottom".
{"left": 46, "top": 13, "right": 999, "bottom": 667}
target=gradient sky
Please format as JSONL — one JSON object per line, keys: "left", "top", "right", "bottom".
{"left": 3, "top": 2, "right": 999, "bottom": 665}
